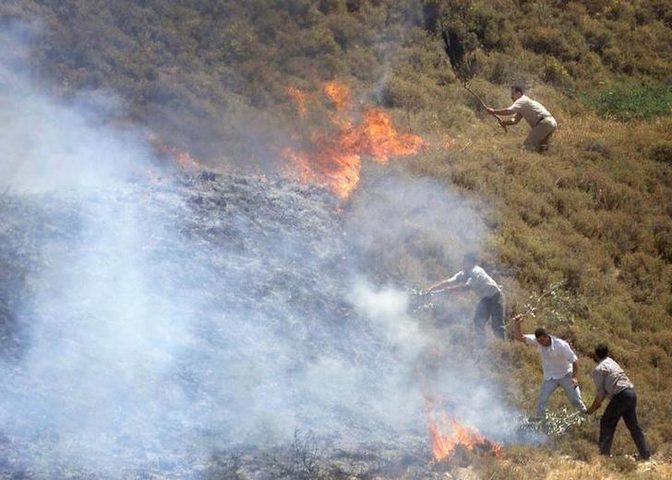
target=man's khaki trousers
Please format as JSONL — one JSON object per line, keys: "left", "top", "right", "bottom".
{"left": 524, "top": 116, "right": 557, "bottom": 152}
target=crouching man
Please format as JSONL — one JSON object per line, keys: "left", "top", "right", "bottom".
{"left": 486, "top": 85, "right": 557, "bottom": 152}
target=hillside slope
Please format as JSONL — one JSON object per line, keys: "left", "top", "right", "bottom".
{"left": 1, "top": 1, "right": 671, "bottom": 479}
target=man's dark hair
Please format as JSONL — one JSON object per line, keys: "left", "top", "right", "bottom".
{"left": 463, "top": 252, "right": 478, "bottom": 264}
{"left": 595, "top": 343, "right": 609, "bottom": 360}
{"left": 511, "top": 84, "right": 525, "bottom": 95}
{"left": 534, "top": 327, "right": 548, "bottom": 338}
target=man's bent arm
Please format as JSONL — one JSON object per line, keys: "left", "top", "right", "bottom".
{"left": 586, "top": 394, "right": 605, "bottom": 415}
{"left": 571, "top": 361, "right": 580, "bottom": 386}
{"left": 511, "top": 313, "right": 525, "bottom": 342}
{"left": 486, "top": 106, "right": 517, "bottom": 116}
{"left": 501, "top": 116, "right": 521, "bottom": 126}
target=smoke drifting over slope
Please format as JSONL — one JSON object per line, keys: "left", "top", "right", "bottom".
{"left": 0, "top": 23, "right": 521, "bottom": 478}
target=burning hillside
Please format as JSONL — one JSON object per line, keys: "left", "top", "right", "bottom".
{"left": 1, "top": 23, "right": 516, "bottom": 480}
{"left": 0, "top": 169, "right": 520, "bottom": 478}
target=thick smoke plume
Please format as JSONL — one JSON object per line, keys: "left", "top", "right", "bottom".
{"left": 0, "top": 23, "right": 522, "bottom": 477}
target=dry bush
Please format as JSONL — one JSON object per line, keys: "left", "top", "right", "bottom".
{"left": 648, "top": 141, "right": 672, "bottom": 165}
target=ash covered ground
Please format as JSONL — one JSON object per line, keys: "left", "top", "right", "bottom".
{"left": 0, "top": 170, "right": 521, "bottom": 479}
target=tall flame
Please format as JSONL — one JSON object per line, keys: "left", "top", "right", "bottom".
{"left": 282, "top": 82, "right": 424, "bottom": 198}
{"left": 359, "top": 109, "right": 424, "bottom": 162}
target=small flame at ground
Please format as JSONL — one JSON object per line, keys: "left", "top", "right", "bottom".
{"left": 282, "top": 82, "right": 424, "bottom": 198}
{"left": 148, "top": 134, "right": 203, "bottom": 172}
{"left": 425, "top": 399, "right": 502, "bottom": 462}
{"left": 162, "top": 145, "right": 202, "bottom": 171}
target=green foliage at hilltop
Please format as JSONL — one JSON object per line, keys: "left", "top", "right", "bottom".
{"left": 1, "top": 0, "right": 672, "bottom": 476}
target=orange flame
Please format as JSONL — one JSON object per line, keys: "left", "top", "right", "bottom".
{"left": 282, "top": 82, "right": 424, "bottom": 198}
{"left": 281, "top": 146, "right": 361, "bottom": 199}
{"left": 323, "top": 81, "right": 351, "bottom": 111}
{"left": 425, "top": 400, "right": 502, "bottom": 461}
{"left": 359, "top": 109, "right": 424, "bottom": 162}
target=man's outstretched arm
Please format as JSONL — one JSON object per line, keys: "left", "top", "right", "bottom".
{"left": 500, "top": 115, "right": 522, "bottom": 126}
{"left": 511, "top": 313, "right": 525, "bottom": 342}
{"left": 426, "top": 280, "right": 469, "bottom": 294}
{"left": 426, "top": 272, "right": 467, "bottom": 294}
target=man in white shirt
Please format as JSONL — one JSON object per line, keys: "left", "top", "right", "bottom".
{"left": 425, "top": 253, "right": 505, "bottom": 338}
{"left": 512, "top": 315, "right": 587, "bottom": 417}
{"left": 486, "top": 85, "right": 557, "bottom": 152}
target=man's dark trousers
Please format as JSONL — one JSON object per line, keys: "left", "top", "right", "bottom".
{"left": 599, "top": 387, "right": 649, "bottom": 459}
{"left": 473, "top": 291, "right": 504, "bottom": 338}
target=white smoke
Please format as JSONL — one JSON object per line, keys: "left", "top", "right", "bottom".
{"left": 343, "top": 172, "right": 522, "bottom": 441}
{"left": 349, "top": 279, "right": 426, "bottom": 357}
{"left": 0, "top": 22, "right": 193, "bottom": 474}
{"left": 0, "top": 42, "right": 149, "bottom": 194}
{"left": 348, "top": 277, "right": 519, "bottom": 441}
{"left": 0, "top": 20, "right": 525, "bottom": 478}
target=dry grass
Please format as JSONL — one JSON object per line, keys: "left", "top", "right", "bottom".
{"left": 399, "top": 86, "right": 672, "bottom": 479}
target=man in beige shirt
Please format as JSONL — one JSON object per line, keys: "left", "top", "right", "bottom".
{"left": 486, "top": 85, "right": 557, "bottom": 152}
{"left": 586, "top": 343, "right": 650, "bottom": 460}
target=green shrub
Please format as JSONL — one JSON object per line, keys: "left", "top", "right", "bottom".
{"left": 617, "top": 252, "right": 665, "bottom": 304}
{"left": 608, "top": 455, "right": 637, "bottom": 474}
{"left": 486, "top": 52, "right": 522, "bottom": 85}
{"left": 380, "top": 74, "right": 429, "bottom": 113}
{"left": 581, "top": 82, "right": 672, "bottom": 120}
{"left": 542, "top": 56, "right": 574, "bottom": 90}
{"left": 581, "top": 139, "right": 610, "bottom": 158}
{"left": 652, "top": 220, "right": 672, "bottom": 262}
{"left": 568, "top": 438, "right": 598, "bottom": 462}
{"left": 569, "top": 52, "right": 608, "bottom": 83}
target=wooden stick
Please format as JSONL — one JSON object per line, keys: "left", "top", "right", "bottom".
{"left": 464, "top": 84, "right": 507, "bottom": 133}
{"left": 441, "top": 31, "right": 507, "bottom": 133}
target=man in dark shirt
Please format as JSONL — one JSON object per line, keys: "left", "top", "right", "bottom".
{"left": 586, "top": 344, "right": 650, "bottom": 460}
